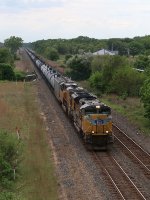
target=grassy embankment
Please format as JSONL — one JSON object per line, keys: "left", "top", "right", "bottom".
{"left": 0, "top": 82, "right": 58, "bottom": 200}
{"left": 101, "top": 94, "right": 150, "bottom": 135}
{"left": 79, "top": 80, "right": 150, "bottom": 135}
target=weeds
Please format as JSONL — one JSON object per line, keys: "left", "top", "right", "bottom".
{"left": 0, "top": 82, "right": 57, "bottom": 200}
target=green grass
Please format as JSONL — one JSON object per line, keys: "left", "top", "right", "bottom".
{"left": 0, "top": 82, "right": 58, "bottom": 200}
{"left": 101, "top": 94, "right": 150, "bottom": 135}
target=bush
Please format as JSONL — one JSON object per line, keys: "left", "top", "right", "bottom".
{"left": 0, "top": 64, "right": 15, "bottom": 80}
{"left": 140, "top": 78, "right": 150, "bottom": 119}
{"left": 111, "top": 67, "right": 145, "bottom": 96}
{"left": 0, "top": 191, "right": 19, "bottom": 200}
{"left": 0, "top": 48, "right": 14, "bottom": 66}
{"left": 66, "top": 55, "right": 91, "bottom": 80}
{"left": 89, "top": 71, "right": 105, "bottom": 93}
{"left": 45, "top": 47, "right": 59, "bottom": 61}
{"left": 14, "top": 70, "right": 26, "bottom": 81}
{"left": 0, "top": 130, "right": 21, "bottom": 189}
{"left": 65, "top": 54, "right": 72, "bottom": 62}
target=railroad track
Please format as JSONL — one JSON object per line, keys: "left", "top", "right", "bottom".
{"left": 93, "top": 152, "right": 147, "bottom": 200}
{"left": 113, "top": 124, "right": 150, "bottom": 178}
{"left": 91, "top": 125, "right": 150, "bottom": 199}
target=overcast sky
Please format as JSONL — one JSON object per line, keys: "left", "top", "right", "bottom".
{"left": 0, "top": 0, "right": 150, "bottom": 42}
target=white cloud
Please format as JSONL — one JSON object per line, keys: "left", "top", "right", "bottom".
{"left": 0, "top": 0, "right": 150, "bottom": 42}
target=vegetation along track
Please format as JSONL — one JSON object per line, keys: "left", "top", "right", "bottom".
{"left": 113, "top": 124, "right": 150, "bottom": 178}
{"left": 93, "top": 152, "right": 147, "bottom": 200}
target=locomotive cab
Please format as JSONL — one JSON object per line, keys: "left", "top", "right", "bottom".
{"left": 80, "top": 103, "right": 113, "bottom": 148}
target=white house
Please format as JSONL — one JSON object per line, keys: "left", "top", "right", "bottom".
{"left": 93, "top": 49, "right": 118, "bottom": 56}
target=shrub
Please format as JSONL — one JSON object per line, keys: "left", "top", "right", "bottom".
{"left": 0, "top": 64, "right": 15, "bottom": 80}
{"left": 66, "top": 55, "right": 91, "bottom": 80}
{"left": 140, "top": 78, "right": 150, "bottom": 119}
{"left": 89, "top": 71, "right": 105, "bottom": 93}
{"left": 0, "top": 130, "right": 21, "bottom": 189}
{"left": 14, "top": 70, "right": 26, "bottom": 81}
{"left": 111, "top": 67, "right": 145, "bottom": 96}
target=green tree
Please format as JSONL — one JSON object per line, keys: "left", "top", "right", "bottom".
{"left": 111, "top": 67, "right": 145, "bottom": 96}
{"left": 140, "top": 78, "right": 150, "bottom": 119}
{"left": 57, "top": 43, "right": 68, "bottom": 54}
{"left": 89, "top": 71, "right": 105, "bottom": 93}
{"left": 4, "top": 36, "right": 23, "bottom": 55}
{"left": 91, "top": 55, "right": 107, "bottom": 73}
{"left": 90, "top": 55, "right": 128, "bottom": 93}
{"left": 66, "top": 55, "right": 91, "bottom": 80}
{"left": 129, "top": 41, "right": 144, "bottom": 56}
{"left": 0, "top": 64, "right": 15, "bottom": 80}
{"left": 134, "top": 55, "right": 150, "bottom": 70}
{"left": 0, "top": 48, "right": 14, "bottom": 65}
{"left": 45, "top": 47, "right": 59, "bottom": 61}
{"left": 107, "top": 39, "right": 129, "bottom": 55}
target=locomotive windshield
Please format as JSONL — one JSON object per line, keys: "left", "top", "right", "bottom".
{"left": 83, "top": 106, "right": 111, "bottom": 115}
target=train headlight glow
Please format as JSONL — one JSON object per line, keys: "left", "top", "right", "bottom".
{"left": 106, "top": 131, "right": 109, "bottom": 133}
{"left": 92, "top": 131, "right": 95, "bottom": 133}
{"left": 96, "top": 105, "right": 100, "bottom": 109}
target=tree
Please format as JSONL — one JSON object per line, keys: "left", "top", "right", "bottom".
{"left": 57, "top": 43, "right": 68, "bottom": 54}
{"left": 129, "top": 41, "right": 144, "bottom": 56}
{"left": 107, "top": 39, "right": 128, "bottom": 55}
{"left": 91, "top": 55, "right": 107, "bottom": 73}
{"left": 111, "top": 67, "right": 145, "bottom": 96}
{"left": 0, "top": 48, "right": 14, "bottom": 65}
{"left": 66, "top": 55, "right": 91, "bottom": 80}
{"left": 134, "top": 55, "right": 150, "bottom": 70}
{"left": 0, "top": 64, "right": 15, "bottom": 80}
{"left": 140, "top": 78, "right": 150, "bottom": 119}
{"left": 89, "top": 55, "right": 129, "bottom": 93}
{"left": 45, "top": 47, "right": 59, "bottom": 61}
{"left": 89, "top": 71, "right": 105, "bottom": 93}
{"left": 4, "top": 36, "right": 23, "bottom": 55}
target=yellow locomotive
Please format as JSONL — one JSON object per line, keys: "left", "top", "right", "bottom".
{"left": 54, "top": 76, "right": 113, "bottom": 149}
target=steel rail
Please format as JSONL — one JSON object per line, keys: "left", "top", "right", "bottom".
{"left": 112, "top": 156, "right": 147, "bottom": 200}
{"left": 94, "top": 152, "right": 147, "bottom": 200}
{"left": 114, "top": 134, "right": 150, "bottom": 172}
{"left": 113, "top": 124, "right": 150, "bottom": 157}
{"left": 113, "top": 124, "right": 150, "bottom": 173}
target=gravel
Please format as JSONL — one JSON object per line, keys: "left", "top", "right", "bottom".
{"left": 112, "top": 110, "right": 150, "bottom": 154}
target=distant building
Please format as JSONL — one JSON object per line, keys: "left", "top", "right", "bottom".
{"left": 133, "top": 68, "right": 144, "bottom": 72}
{"left": 93, "top": 49, "right": 118, "bottom": 56}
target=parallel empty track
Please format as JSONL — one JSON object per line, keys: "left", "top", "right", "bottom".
{"left": 113, "top": 125, "right": 150, "bottom": 178}
{"left": 93, "top": 152, "right": 148, "bottom": 200}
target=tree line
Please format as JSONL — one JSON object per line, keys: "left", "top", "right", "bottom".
{"left": 31, "top": 35, "right": 150, "bottom": 58}
{"left": 31, "top": 35, "right": 150, "bottom": 120}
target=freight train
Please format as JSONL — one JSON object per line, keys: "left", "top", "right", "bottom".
{"left": 26, "top": 49, "right": 114, "bottom": 150}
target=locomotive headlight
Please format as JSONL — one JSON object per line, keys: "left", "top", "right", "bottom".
{"left": 92, "top": 131, "right": 95, "bottom": 134}
{"left": 106, "top": 131, "right": 109, "bottom": 133}
{"left": 96, "top": 105, "right": 100, "bottom": 109}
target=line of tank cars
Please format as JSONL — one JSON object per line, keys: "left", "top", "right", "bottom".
{"left": 26, "top": 49, "right": 114, "bottom": 149}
